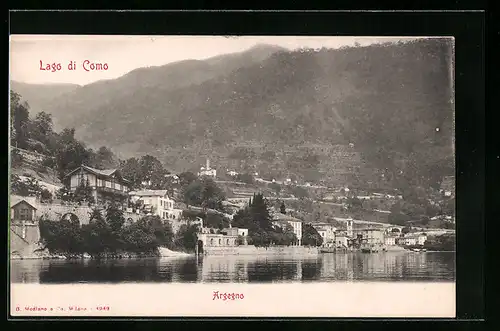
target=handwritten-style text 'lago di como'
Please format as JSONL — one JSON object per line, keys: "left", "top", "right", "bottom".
{"left": 39, "top": 60, "right": 109, "bottom": 72}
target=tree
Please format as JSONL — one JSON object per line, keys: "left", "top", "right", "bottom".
{"left": 56, "top": 185, "right": 74, "bottom": 202}
{"left": 39, "top": 218, "right": 84, "bottom": 258}
{"left": 249, "top": 193, "right": 273, "bottom": 231}
{"left": 31, "top": 111, "right": 54, "bottom": 147}
{"left": 40, "top": 189, "right": 53, "bottom": 203}
{"left": 105, "top": 204, "right": 125, "bottom": 233}
{"left": 302, "top": 223, "right": 323, "bottom": 246}
{"left": 10, "top": 91, "right": 31, "bottom": 149}
{"left": 204, "top": 212, "right": 230, "bottom": 229}
{"left": 282, "top": 223, "right": 298, "bottom": 245}
{"left": 11, "top": 149, "right": 24, "bottom": 167}
{"left": 178, "top": 171, "right": 198, "bottom": 188}
{"left": 81, "top": 217, "right": 111, "bottom": 258}
{"left": 401, "top": 226, "right": 411, "bottom": 234}
{"left": 347, "top": 197, "right": 363, "bottom": 211}
{"left": 175, "top": 224, "right": 200, "bottom": 252}
{"left": 90, "top": 146, "right": 117, "bottom": 169}
{"left": 73, "top": 177, "right": 95, "bottom": 204}
{"left": 181, "top": 177, "right": 225, "bottom": 211}
{"left": 139, "top": 155, "right": 166, "bottom": 185}
{"left": 11, "top": 175, "right": 42, "bottom": 197}
{"left": 120, "top": 157, "right": 143, "bottom": 189}
{"left": 280, "top": 201, "right": 286, "bottom": 214}
{"left": 55, "top": 128, "right": 92, "bottom": 180}
{"left": 182, "top": 180, "right": 203, "bottom": 207}
{"left": 140, "top": 215, "right": 174, "bottom": 248}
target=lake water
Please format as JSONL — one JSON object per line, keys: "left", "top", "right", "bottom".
{"left": 10, "top": 251, "right": 455, "bottom": 283}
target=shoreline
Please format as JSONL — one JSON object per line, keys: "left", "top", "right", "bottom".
{"left": 10, "top": 247, "right": 193, "bottom": 261}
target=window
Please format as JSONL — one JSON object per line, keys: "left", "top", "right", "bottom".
{"left": 97, "top": 179, "right": 103, "bottom": 186}
{"left": 18, "top": 208, "right": 30, "bottom": 220}
{"left": 219, "top": 239, "right": 221, "bottom": 245}
{"left": 226, "top": 239, "right": 229, "bottom": 245}
{"left": 210, "top": 239, "right": 214, "bottom": 245}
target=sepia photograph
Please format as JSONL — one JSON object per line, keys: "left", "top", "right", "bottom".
{"left": 9, "top": 35, "right": 456, "bottom": 317}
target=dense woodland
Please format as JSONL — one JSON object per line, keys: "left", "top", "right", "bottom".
{"left": 38, "top": 205, "right": 200, "bottom": 258}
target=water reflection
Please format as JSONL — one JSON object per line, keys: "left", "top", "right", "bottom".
{"left": 10, "top": 252, "right": 455, "bottom": 284}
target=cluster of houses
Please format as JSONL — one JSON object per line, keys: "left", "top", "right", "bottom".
{"left": 65, "top": 164, "right": 184, "bottom": 220}
{"left": 11, "top": 162, "right": 430, "bottom": 253}
{"left": 311, "top": 220, "right": 427, "bottom": 250}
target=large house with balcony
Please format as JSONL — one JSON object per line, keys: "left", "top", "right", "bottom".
{"left": 128, "top": 189, "right": 181, "bottom": 220}
{"left": 63, "top": 165, "right": 131, "bottom": 208}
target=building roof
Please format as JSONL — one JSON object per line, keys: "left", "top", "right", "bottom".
{"left": 11, "top": 199, "right": 37, "bottom": 210}
{"left": 354, "top": 228, "right": 384, "bottom": 232}
{"left": 63, "top": 165, "right": 130, "bottom": 182}
{"left": 129, "top": 190, "right": 170, "bottom": 197}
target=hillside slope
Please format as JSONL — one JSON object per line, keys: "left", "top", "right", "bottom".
{"left": 38, "top": 44, "right": 287, "bottom": 130}
{"left": 9, "top": 81, "right": 80, "bottom": 114}
{"left": 11, "top": 39, "right": 454, "bottom": 189}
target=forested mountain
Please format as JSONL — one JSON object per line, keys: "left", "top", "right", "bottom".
{"left": 9, "top": 81, "right": 80, "bottom": 114}
{"left": 11, "top": 39, "right": 455, "bottom": 191}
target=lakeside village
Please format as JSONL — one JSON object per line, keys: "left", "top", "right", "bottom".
{"left": 10, "top": 153, "right": 456, "bottom": 260}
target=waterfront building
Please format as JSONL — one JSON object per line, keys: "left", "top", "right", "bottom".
{"left": 11, "top": 199, "right": 37, "bottom": 225}
{"left": 335, "top": 234, "right": 349, "bottom": 248}
{"left": 352, "top": 228, "right": 385, "bottom": 246}
{"left": 396, "top": 236, "right": 417, "bottom": 246}
{"left": 384, "top": 234, "right": 398, "bottom": 246}
{"left": 312, "top": 223, "right": 336, "bottom": 247}
{"left": 417, "top": 233, "right": 428, "bottom": 245}
{"left": 129, "top": 190, "right": 181, "bottom": 220}
{"left": 63, "top": 165, "right": 131, "bottom": 208}
{"left": 196, "top": 227, "right": 239, "bottom": 254}
{"left": 346, "top": 218, "right": 354, "bottom": 237}
{"left": 10, "top": 199, "right": 40, "bottom": 245}
{"left": 221, "top": 227, "right": 249, "bottom": 245}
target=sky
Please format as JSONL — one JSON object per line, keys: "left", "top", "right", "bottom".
{"left": 10, "top": 35, "right": 427, "bottom": 86}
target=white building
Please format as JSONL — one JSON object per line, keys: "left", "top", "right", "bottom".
{"left": 198, "top": 158, "right": 217, "bottom": 178}
{"left": 417, "top": 234, "right": 428, "bottom": 245}
{"left": 237, "top": 228, "right": 249, "bottom": 237}
{"left": 226, "top": 170, "right": 239, "bottom": 177}
{"left": 164, "top": 174, "right": 179, "bottom": 184}
{"left": 129, "top": 190, "right": 181, "bottom": 220}
{"left": 312, "top": 223, "right": 336, "bottom": 247}
{"left": 384, "top": 235, "right": 397, "bottom": 246}
{"left": 397, "top": 236, "right": 417, "bottom": 246}
{"left": 335, "top": 234, "right": 349, "bottom": 248}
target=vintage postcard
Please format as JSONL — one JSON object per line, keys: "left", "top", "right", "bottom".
{"left": 9, "top": 35, "right": 456, "bottom": 318}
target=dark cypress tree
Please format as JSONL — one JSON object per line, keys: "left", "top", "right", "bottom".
{"left": 250, "top": 193, "right": 273, "bottom": 231}
{"left": 280, "top": 201, "right": 286, "bottom": 214}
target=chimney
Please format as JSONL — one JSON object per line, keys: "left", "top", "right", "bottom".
{"left": 206, "top": 158, "right": 210, "bottom": 169}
